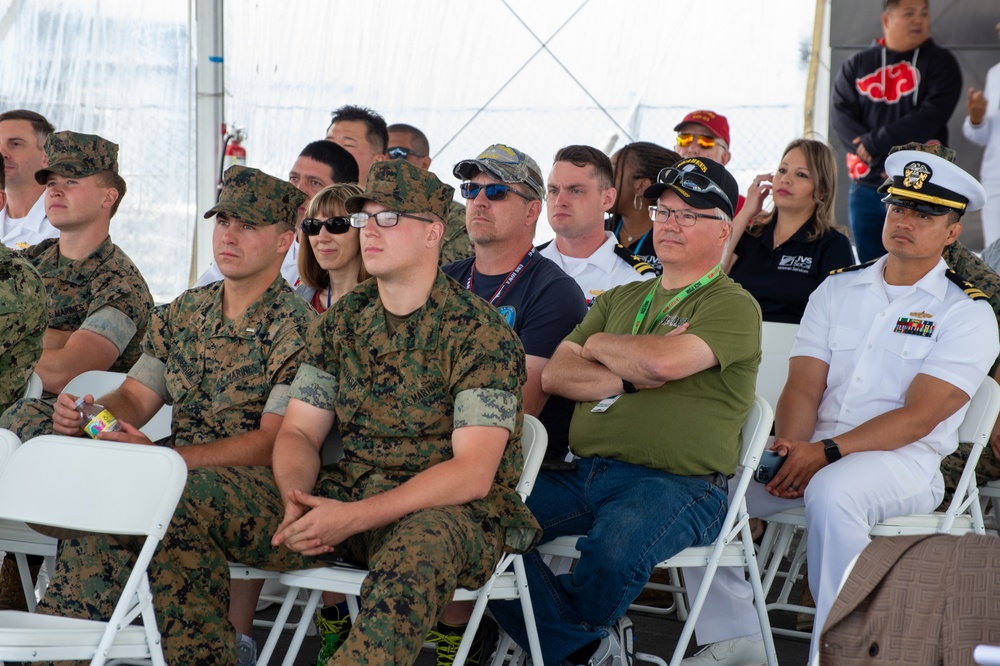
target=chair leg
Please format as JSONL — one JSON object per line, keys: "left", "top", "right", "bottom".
{"left": 743, "top": 524, "right": 778, "bottom": 666}
{"left": 257, "top": 586, "right": 320, "bottom": 666}
{"left": 13, "top": 552, "right": 36, "bottom": 612}
{"left": 514, "top": 555, "right": 545, "bottom": 666}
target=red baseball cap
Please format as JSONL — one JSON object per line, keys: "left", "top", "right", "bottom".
{"left": 673, "top": 110, "right": 730, "bottom": 148}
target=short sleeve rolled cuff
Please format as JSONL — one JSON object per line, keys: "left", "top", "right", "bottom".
{"left": 454, "top": 388, "right": 517, "bottom": 433}
{"left": 79, "top": 304, "right": 138, "bottom": 355}
{"left": 128, "top": 354, "right": 171, "bottom": 404}
{"left": 290, "top": 363, "right": 337, "bottom": 411}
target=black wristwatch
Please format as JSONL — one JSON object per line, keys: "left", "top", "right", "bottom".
{"left": 621, "top": 379, "right": 639, "bottom": 394}
{"left": 822, "top": 438, "right": 842, "bottom": 464}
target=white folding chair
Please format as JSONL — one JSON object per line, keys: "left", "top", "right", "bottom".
{"left": 0, "top": 428, "right": 58, "bottom": 613}
{"left": 536, "top": 395, "right": 778, "bottom": 666}
{"left": 63, "top": 370, "right": 173, "bottom": 441}
{"left": 755, "top": 322, "right": 799, "bottom": 410}
{"left": 0, "top": 435, "right": 187, "bottom": 666}
{"left": 23, "top": 372, "right": 43, "bottom": 399}
{"left": 757, "top": 375, "right": 1000, "bottom": 637}
{"left": 256, "top": 414, "right": 549, "bottom": 666}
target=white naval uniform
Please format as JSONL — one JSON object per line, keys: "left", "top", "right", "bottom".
{"left": 684, "top": 255, "right": 999, "bottom": 658}
{"left": 193, "top": 235, "right": 300, "bottom": 289}
{"left": 0, "top": 194, "right": 56, "bottom": 249}
{"left": 538, "top": 231, "right": 653, "bottom": 307}
{"left": 964, "top": 60, "right": 1000, "bottom": 245}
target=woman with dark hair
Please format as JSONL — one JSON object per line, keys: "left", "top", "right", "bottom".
{"left": 724, "top": 138, "right": 855, "bottom": 323}
{"left": 296, "top": 183, "right": 368, "bottom": 313}
{"left": 607, "top": 141, "right": 681, "bottom": 274}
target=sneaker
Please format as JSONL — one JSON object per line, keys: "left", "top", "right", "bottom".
{"left": 314, "top": 603, "right": 353, "bottom": 665}
{"left": 680, "top": 636, "right": 767, "bottom": 665}
{"left": 428, "top": 616, "right": 499, "bottom": 665}
{"left": 582, "top": 616, "right": 634, "bottom": 666}
{"left": 236, "top": 632, "right": 257, "bottom": 666}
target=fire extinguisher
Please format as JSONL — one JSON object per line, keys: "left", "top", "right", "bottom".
{"left": 217, "top": 123, "right": 248, "bottom": 200}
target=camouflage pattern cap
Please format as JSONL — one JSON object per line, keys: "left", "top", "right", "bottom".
{"left": 203, "top": 165, "right": 306, "bottom": 227}
{"left": 35, "top": 131, "right": 122, "bottom": 185}
{"left": 345, "top": 159, "right": 454, "bottom": 221}
{"left": 452, "top": 144, "right": 545, "bottom": 200}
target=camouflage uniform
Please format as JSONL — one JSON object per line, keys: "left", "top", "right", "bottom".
{"left": 33, "top": 166, "right": 315, "bottom": 665}
{"left": 0, "top": 131, "right": 153, "bottom": 439}
{"left": 289, "top": 270, "right": 537, "bottom": 664}
{"left": 439, "top": 199, "right": 474, "bottom": 266}
{"left": 937, "top": 241, "right": 1000, "bottom": 504}
{"left": 0, "top": 246, "right": 47, "bottom": 413}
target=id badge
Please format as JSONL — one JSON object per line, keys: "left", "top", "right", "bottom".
{"left": 591, "top": 394, "right": 622, "bottom": 413}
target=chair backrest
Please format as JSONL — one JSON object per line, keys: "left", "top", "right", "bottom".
{"left": 958, "top": 376, "right": 1000, "bottom": 446}
{"left": 23, "top": 372, "right": 43, "bottom": 399}
{"left": 63, "top": 370, "right": 174, "bottom": 441}
{"left": 63, "top": 370, "right": 130, "bottom": 400}
{"left": 0, "top": 435, "right": 187, "bottom": 538}
{"left": 756, "top": 321, "right": 799, "bottom": 409}
{"left": 738, "top": 394, "right": 775, "bottom": 473}
{"left": 0, "top": 429, "right": 19, "bottom": 470}
{"left": 517, "top": 414, "right": 548, "bottom": 501}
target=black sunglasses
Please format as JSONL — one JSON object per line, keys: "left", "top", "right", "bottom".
{"left": 459, "top": 181, "right": 534, "bottom": 202}
{"left": 301, "top": 217, "right": 352, "bottom": 236}
{"left": 387, "top": 146, "right": 426, "bottom": 160}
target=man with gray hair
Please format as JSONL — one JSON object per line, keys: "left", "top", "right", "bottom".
{"left": 490, "top": 157, "right": 761, "bottom": 666}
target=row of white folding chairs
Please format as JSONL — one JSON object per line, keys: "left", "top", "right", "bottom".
{"left": 0, "top": 431, "right": 187, "bottom": 665}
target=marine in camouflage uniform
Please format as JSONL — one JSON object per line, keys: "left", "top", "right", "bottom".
{"left": 32, "top": 166, "right": 315, "bottom": 665}
{"left": 0, "top": 131, "right": 153, "bottom": 439}
{"left": 440, "top": 198, "right": 474, "bottom": 265}
{"left": 65, "top": 159, "right": 533, "bottom": 665}
{"left": 0, "top": 245, "right": 46, "bottom": 413}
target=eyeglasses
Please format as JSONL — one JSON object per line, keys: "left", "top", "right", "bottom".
{"left": 676, "top": 133, "right": 720, "bottom": 149}
{"left": 459, "top": 182, "right": 534, "bottom": 202}
{"left": 349, "top": 210, "right": 434, "bottom": 228}
{"left": 301, "top": 216, "right": 352, "bottom": 236}
{"left": 648, "top": 206, "right": 724, "bottom": 227}
{"left": 387, "top": 146, "right": 426, "bottom": 160}
{"left": 656, "top": 167, "right": 734, "bottom": 211}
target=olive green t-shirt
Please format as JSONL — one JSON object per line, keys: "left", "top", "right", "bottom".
{"left": 566, "top": 275, "right": 761, "bottom": 476}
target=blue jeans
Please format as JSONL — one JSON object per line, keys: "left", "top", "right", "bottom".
{"left": 848, "top": 182, "right": 887, "bottom": 262}
{"left": 489, "top": 456, "right": 728, "bottom": 664}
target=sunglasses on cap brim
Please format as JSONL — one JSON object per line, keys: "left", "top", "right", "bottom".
{"left": 656, "top": 167, "right": 733, "bottom": 212}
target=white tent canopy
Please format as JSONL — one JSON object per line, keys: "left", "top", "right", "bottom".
{"left": 1, "top": 0, "right": 819, "bottom": 301}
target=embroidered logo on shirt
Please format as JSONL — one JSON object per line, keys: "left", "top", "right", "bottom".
{"left": 778, "top": 255, "right": 813, "bottom": 274}
{"left": 497, "top": 305, "right": 516, "bottom": 328}
{"left": 894, "top": 317, "right": 934, "bottom": 337}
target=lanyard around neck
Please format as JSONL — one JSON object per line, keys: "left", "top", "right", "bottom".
{"left": 466, "top": 247, "right": 536, "bottom": 305}
{"left": 631, "top": 264, "right": 722, "bottom": 335}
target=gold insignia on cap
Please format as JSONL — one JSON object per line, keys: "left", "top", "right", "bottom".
{"left": 902, "top": 161, "right": 931, "bottom": 190}
{"left": 909, "top": 311, "right": 933, "bottom": 319}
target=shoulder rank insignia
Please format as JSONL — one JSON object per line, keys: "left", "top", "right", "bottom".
{"left": 829, "top": 258, "right": 878, "bottom": 276}
{"left": 534, "top": 240, "right": 552, "bottom": 251}
{"left": 945, "top": 269, "right": 988, "bottom": 300}
{"left": 613, "top": 244, "right": 655, "bottom": 274}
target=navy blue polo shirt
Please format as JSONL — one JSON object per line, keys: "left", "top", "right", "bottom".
{"left": 729, "top": 214, "right": 855, "bottom": 324}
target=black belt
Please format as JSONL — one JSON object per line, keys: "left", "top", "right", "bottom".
{"left": 692, "top": 472, "right": 728, "bottom": 493}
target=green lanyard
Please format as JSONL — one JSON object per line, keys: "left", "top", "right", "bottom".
{"left": 631, "top": 264, "right": 722, "bottom": 335}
